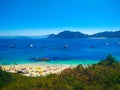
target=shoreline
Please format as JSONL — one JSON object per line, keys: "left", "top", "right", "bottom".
{"left": 1, "top": 63, "right": 78, "bottom": 77}
{"left": 0, "top": 59, "right": 99, "bottom": 77}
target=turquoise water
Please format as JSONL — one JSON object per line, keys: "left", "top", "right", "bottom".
{"left": 0, "top": 58, "right": 99, "bottom": 66}
{"left": 0, "top": 38, "right": 120, "bottom": 65}
{"left": 39, "top": 59, "right": 99, "bottom": 65}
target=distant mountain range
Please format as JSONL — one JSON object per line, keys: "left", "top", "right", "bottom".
{"left": 0, "top": 30, "right": 120, "bottom": 39}
{"left": 48, "top": 31, "right": 88, "bottom": 39}
{"left": 91, "top": 31, "right": 120, "bottom": 38}
{"left": 48, "top": 30, "right": 120, "bottom": 39}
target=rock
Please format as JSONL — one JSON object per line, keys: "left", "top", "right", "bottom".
{"left": 29, "top": 57, "right": 50, "bottom": 61}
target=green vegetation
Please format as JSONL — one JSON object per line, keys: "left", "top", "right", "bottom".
{"left": 0, "top": 54, "right": 120, "bottom": 90}
{"left": 0, "top": 68, "right": 12, "bottom": 88}
{"left": 97, "top": 54, "right": 117, "bottom": 66}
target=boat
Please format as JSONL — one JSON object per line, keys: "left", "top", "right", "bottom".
{"left": 105, "top": 42, "right": 109, "bottom": 46}
{"left": 90, "top": 46, "right": 95, "bottom": 49}
{"left": 30, "top": 44, "right": 33, "bottom": 47}
{"left": 10, "top": 45, "right": 15, "bottom": 48}
{"left": 64, "top": 44, "right": 68, "bottom": 48}
{"left": 118, "top": 42, "right": 120, "bottom": 45}
{"left": 40, "top": 45, "right": 46, "bottom": 48}
{"left": 51, "top": 47, "right": 55, "bottom": 49}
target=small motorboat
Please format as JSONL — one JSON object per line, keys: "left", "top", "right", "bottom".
{"left": 30, "top": 44, "right": 33, "bottom": 47}
{"left": 64, "top": 44, "right": 68, "bottom": 48}
{"left": 105, "top": 42, "right": 109, "bottom": 46}
{"left": 118, "top": 42, "right": 120, "bottom": 45}
{"left": 51, "top": 47, "right": 55, "bottom": 50}
{"left": 90, "top": 46, "right": 95, "bottom": 49}
{"left": 40, "top": 45, "right": 46, "bottom": 48}
{"left": 10, "top": 45, "right": 15, "bottom": 48}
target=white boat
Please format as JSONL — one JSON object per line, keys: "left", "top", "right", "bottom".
{"left": 118, "top": 42, "right": 120, "bottom": 45}
{"left": 105, "top": 42, "right": 109, "bottom": 46}
{"left": 30, "top": 44, "right": 33, "bottom": 47}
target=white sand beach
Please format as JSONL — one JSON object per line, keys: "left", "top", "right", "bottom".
{"left": 1, "top": 64, "right": 76, "bottom": 77}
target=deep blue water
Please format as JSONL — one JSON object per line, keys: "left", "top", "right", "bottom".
{"left": 0, "top": 38, "right": 120, "bottom": 65}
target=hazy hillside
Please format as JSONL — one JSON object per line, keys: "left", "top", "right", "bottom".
{"left": 48, "top": 31, "right": 88, "bottom": 39}
{"left": 91, "top": 30, "right": 120, "bottom": 38}
{"left": 48, "top": 30, "right": 120, "bottom": 39}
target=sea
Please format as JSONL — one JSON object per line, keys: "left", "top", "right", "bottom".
{"left": 0, "top": 38, "right": 120, "bottom": 65}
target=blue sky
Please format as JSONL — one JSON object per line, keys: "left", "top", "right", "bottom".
{"left": 0, "top": 0, "right": 120, "bottom": 36}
